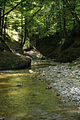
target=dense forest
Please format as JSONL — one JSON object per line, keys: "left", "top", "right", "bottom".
{"left": 0, "top": 0, "right": 80, "bottom": 69}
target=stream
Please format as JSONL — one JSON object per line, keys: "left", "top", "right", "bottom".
{"left": 0, "top": 60, "right": 80, "bottom": 120}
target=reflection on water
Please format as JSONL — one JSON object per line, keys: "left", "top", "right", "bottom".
{"left": 0, "top": 67, "right": 80, "bottom": 120}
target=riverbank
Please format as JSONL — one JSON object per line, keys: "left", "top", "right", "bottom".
{"left": 37, "top": 61, "right": 80, "bottom": 106}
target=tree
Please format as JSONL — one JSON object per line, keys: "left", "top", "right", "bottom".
{"left": 0, "top": 0, "right": 80, "bottom": 51}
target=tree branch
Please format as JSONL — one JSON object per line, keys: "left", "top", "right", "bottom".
{"left": 1, "top": 0, "right": 24, "bottom": 18}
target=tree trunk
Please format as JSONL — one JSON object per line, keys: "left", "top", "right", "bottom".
{"left": 0, "top": 8, "right": 2, "bottom": 35}
{"left": 2, "top": 0, "right": 6, "bottom": 36}
{"left": 22, "top": 17, "right": 29, "bottom": 48}
{"left": 63, "top": 0, "right": 66, "bottom": 38}
{"left": 23, "top": 17, "right": 27, "bottom": 47}
{"left": 59, "top": 0, "right": 62, "bottom": 31}
{"left": 20, "top": 0, "right": 24, "bottom": 46}
{"left": 4, "top": 17, "right": 7, "bottom": 39}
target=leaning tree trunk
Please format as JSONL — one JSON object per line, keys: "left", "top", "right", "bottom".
{"left": 4, "top": 16, "right": 7, "bottom": 39}
{"left": 23, "top": 17, "right": 27, "bottom": 47}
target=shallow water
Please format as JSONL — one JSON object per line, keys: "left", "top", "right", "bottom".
{"left": 0, "top": 62, "right": 80, "bottom": 120}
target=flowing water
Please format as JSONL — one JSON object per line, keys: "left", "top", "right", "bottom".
{"left": 0, "top": 61, "right": 80, "bottom": 120}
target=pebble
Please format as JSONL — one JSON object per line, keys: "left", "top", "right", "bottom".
{"left": 46, "top": 86, "right": 52, "bottom": 90}
{"left": 0, "top": 118, "right": 5, "bottom": 120}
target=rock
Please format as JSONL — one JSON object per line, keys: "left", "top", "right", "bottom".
{"left": 56, "top": 93, "right": 60, "bottom": 96}
{"left": 38, "top": 78, "right": 42, "bottom": 81}
{"left": 16, "top": 84, "right": 23, "bottom": 87}
{"left": 0, "top": 117, "right": 5, "bottom": 120}
{"left": 29, "top": 69, "right": 34, "bottom": 73}
{"left": 0, "top": 51, "right": 31, "bottom": 70}
{"left": 46, "top": 86, "right": 52, "bottom": 90}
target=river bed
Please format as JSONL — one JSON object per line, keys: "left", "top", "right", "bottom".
{"left": 0, "top": 61, "right": 80, "bottom": 120}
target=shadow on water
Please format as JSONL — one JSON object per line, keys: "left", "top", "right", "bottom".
{"left": 0, "top": 61, "right": 80, "bottom": 120}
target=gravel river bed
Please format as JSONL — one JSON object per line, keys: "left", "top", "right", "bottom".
{"left": 37, "top": 62, "right": 80, "bottom": 106}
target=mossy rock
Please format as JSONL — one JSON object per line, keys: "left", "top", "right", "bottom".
{"left": 0, "top": 51, "right": 31, "bottom": 70}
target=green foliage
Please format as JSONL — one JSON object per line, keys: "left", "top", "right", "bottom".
{"left": 0, "top": 0, "right": 80, "bottom": 48}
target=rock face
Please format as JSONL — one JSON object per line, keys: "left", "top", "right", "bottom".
{"left": 0, "top": 51, "right": 31, "bottom": 70}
